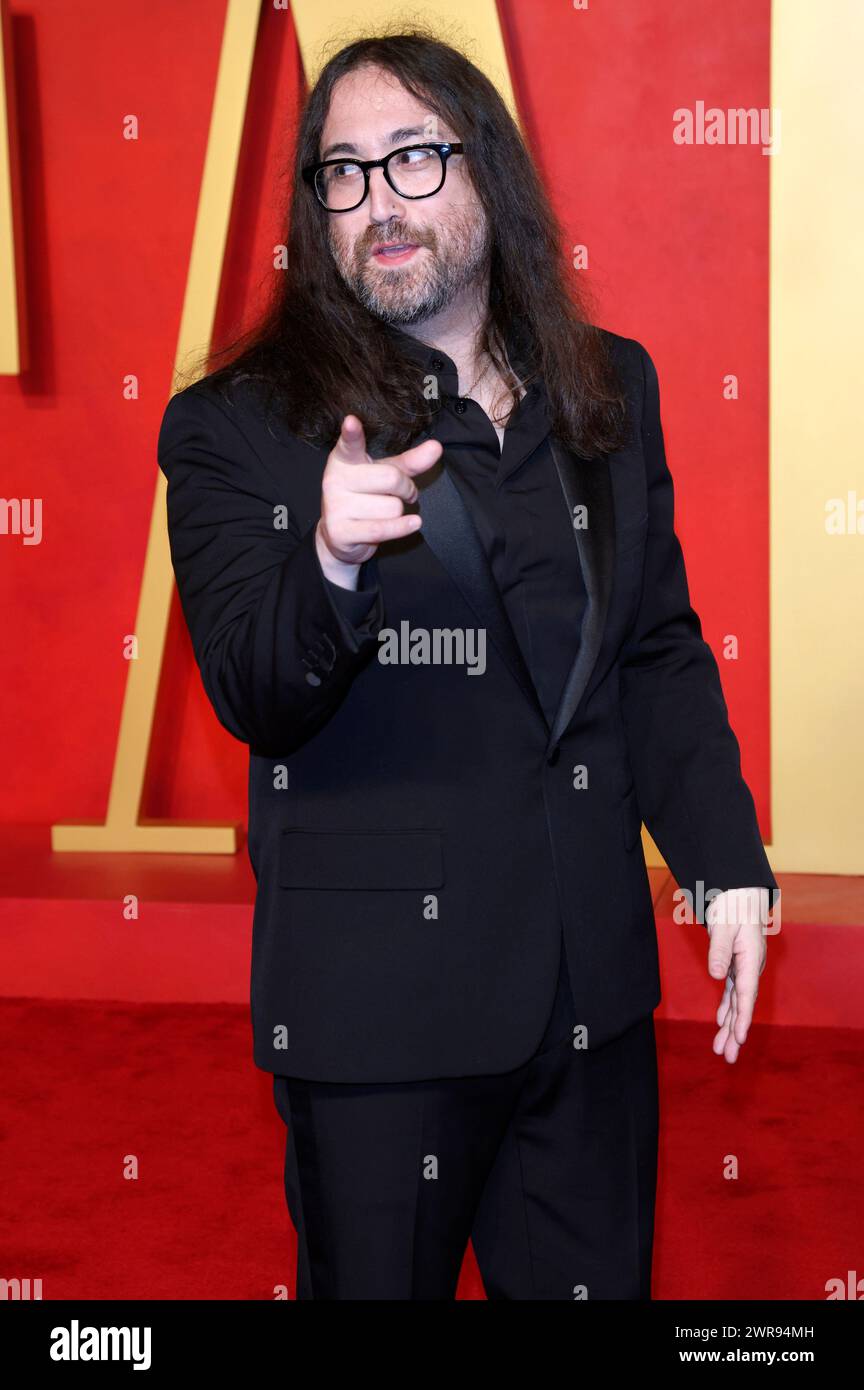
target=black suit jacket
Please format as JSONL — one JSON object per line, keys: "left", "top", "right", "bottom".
{"left": 157, "top": 330, "right": 778, "bottom": 1082}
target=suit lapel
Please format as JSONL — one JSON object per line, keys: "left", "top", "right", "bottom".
{"left": 416, "top": 439, "right": 617, "bottom": 748}
{"left": 418, "top": 457, "right": 548, "bottom": 728}
{"left": 546, "top": 439, "right": 616, "bottom": 753}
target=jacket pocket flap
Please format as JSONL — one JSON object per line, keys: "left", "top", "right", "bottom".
{"left": 279, "top": 829, "right": 444, "bottom": 890}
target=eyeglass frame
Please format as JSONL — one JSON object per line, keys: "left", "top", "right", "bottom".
{"left": 302, "top": 141, "right": 465, "bottom": 212}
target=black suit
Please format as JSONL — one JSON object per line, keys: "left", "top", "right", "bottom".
{"left": 158, "top": 327, "right": 777, "bottom": 1297}
{"left": 157, "top": 328, "right": 776, "bottom": 1086}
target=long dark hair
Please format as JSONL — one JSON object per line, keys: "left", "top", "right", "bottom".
{"left": 191, "top": 27, "right": 629, "bottom": 459}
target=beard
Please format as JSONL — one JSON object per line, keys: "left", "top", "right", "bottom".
{"left": 327, "top": 206, "right": 491, "bottom": 325}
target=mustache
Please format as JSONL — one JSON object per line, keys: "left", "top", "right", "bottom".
{"left": 357, "top": 222, "right": 436, "bottom": 257}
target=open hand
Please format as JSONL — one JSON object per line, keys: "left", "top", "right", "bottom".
{"left": 706, "top": 887, "right": 774, "bottom": 1063}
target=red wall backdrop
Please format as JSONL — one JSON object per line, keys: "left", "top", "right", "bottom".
{"left": 0, "top": 0, "right": 771, "bottom": 839}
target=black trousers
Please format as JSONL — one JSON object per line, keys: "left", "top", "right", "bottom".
{"left": 272, "top": 933, "right": 659, "bottom": 1300}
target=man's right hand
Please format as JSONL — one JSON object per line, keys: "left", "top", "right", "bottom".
{"left": 316, "top": 415, "right": 442, "bottom": 586}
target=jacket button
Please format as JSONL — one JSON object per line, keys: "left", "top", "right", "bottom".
{"left": 455, "top": 398, "right": 468, "bottom": 415}
{"left": 305, "top": 671, "right": 322, "bottom": 686}
{"left": 547, "top": 747, "right": 560, "bottom": 767}
{"left": 431, "top": 356, "right": 445, "bottom": 371}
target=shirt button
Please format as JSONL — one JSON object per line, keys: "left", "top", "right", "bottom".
{"left": 305, "top": 671, "right": 322, "bottom": 687}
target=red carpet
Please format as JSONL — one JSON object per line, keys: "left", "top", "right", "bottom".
{"left": 0, "top": 997, "right": 860, "bottom": 1300}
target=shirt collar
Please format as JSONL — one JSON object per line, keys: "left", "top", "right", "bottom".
{"left": 383, "top": 322, "right": 551, "bottom": 478}
{"left": 385, "top": 325, "right": 459, "bottom": 393}
{"left": 384, "top": 323, "right": 538, "bottom": 398}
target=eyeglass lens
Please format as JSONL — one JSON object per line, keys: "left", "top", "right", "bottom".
{"left": 315, "top": 146, "right": 445, "bottom": 210}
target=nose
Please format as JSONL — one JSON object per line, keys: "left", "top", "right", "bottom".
{"left": 366, "top": 164, "right": 405, "bottom": 223}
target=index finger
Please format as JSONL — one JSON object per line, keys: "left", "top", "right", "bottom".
{"left": 333, "top": 414, "right": 368, "bottom": 464}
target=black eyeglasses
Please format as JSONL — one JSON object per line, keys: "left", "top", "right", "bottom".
{"left": 302, "top": 142, "right": 464, "bottom": 212}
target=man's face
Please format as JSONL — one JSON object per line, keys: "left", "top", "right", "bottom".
{"left": 317, "top": 65, "right": 490, "bottom": 325}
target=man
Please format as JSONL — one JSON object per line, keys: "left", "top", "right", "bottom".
{"left": 158, "top": 32, "right": 778, "bottom": 1300}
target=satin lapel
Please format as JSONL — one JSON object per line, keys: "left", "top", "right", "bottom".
{"left": 418, "top": 458, "right": 548, "bottom": 728}
{"left": 547, "top": 439, "right": 616, "bottom": 753}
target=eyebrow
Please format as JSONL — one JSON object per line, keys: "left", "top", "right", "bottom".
{"left": 319, "top": 125, "right": 439, "bottom": 161}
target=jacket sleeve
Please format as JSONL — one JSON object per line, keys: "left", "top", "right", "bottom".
{"left": 323, "top": 572, "right": 383, "bottom": 626}
{"left": 618, "top": 344, "right": 778, "bottom": 919}
{"left": 157, "top": 382, "right": 384, "bottom": 753}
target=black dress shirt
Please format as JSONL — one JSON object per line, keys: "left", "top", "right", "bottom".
{"left": 319, "top": 331, "right": 582, "bottom": 1053}
{"left": 418, "top": 345, "right": 586, "bottom": 725}
{"left": 322, "top": 335, "right": 586, "bottom": 727}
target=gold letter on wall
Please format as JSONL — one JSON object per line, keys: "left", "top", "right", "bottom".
{"left": 50, "top": 0, "right": 518, "bottom": 853}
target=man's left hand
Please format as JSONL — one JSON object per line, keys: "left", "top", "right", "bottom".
{"left": 705, "top": 887, "right": 774, "bottom": 1063}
